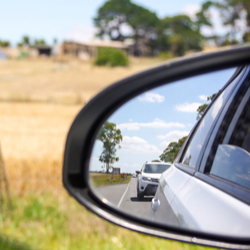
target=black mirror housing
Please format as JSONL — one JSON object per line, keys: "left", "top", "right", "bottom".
{"left": 63, "top": 45, "right": 250, "bottom": 249}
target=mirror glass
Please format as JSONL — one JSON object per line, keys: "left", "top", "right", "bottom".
{"left": 89, "top": 67, "right": 250, "bottom": 237}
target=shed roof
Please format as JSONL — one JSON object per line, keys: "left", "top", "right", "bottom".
{"left": 30, "top": 44, "right": 52, "bottom": 49}
{"left": 64, "top": 40, "right": 128, "bottom": 49}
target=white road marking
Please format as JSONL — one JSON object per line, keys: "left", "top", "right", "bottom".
{"left": 117, "top": 180, "right": 131, "bottom": 208}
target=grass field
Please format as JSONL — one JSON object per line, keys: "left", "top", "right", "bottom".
{"left": 0, "top": 58, "right": 161, "bottom": 104}
{"left": 0, "top": 58, "right": 218, "bottom": 249}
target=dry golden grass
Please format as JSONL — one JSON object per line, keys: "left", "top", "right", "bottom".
{"left": 0, "top": 102, "right": 81, "bottom": 194}
{"left": 0, "top": 58, "right": 161, "bottom": 104}
{"left": 0, "top": 58, "right": 161, "bottom": 194}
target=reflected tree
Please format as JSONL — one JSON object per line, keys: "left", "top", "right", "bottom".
{"left": 98, "top": 121, "right": 123, "bottom": 173}
{"left": 196, "top": 92, "right": 217, "bottom": 120}
{"left": 159, "top": 136, "right": 187, "bottom": 163}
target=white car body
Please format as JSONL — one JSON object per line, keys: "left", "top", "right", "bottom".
{"left": 150, "top": 65, "right": 250, "bottom": 237}
{"left": 151, "top": 165, "right": 250, "bottom": 237}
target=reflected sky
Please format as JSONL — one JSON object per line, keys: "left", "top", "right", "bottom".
{"left": 211, "top": 144, "right": 250, "bottom": 189}
{"left": 90, "top": 68, "right": 236, "bottom": 174}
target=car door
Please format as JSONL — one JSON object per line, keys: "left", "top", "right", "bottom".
{"left": 152, "top": 65, "right": 250, "bottom": 237}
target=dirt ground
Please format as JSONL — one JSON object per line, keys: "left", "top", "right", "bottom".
{"left": 0, "top": 58, "right": 160, "bottom": 193}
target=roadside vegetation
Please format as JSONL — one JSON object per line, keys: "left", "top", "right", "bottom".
{"left": 94, "top": 48, "right": 129, "bottom": 67}
{"left": 90, "top": 173, "right": 131, "bottom": 187}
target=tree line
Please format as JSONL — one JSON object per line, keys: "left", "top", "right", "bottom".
{"left": 0, "top": 36, "right": 57, "bottom": 48}
{"left": 94, "top": 0, "right": 250, "bottom": 57}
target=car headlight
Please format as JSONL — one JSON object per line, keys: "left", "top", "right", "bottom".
{"left": 142, "top": 177, "right": 151, "bottom": 181}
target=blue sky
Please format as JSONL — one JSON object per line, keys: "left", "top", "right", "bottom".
{"left": 90, "top": 67, "right": 237, "bottom": 173}
{"left": 1, "top": 0, "right": 207, "bottom": 45}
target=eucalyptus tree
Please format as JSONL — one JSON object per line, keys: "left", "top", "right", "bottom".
{"left": 98, "top": 121, "right": 123, "bottom": 173}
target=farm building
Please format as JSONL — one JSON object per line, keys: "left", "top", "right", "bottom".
{"left": 60, "top": 40, "right": 130, "bottom": 60}
{"left": 29, "top": 44, "right": 52, "bottom": 57}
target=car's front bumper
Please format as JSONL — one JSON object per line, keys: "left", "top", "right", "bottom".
{"left": 139, "top": 179, "right": 159, "bottom": 196}
{"left": 143, "top": 184, "right": 158, "bottom": 196}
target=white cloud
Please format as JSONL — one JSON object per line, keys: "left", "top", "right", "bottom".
{"left": 182, "top": 4, "right": 200, "bottom": 20}
{"left": 175, "top": 102, "right": 201, "bottom": 113}
{"left": 139, "top": 92, "right": 165, "bottom": 103}
{"left": 159, "top": 141, "right": 171, "bottom": 149}
{"left": 121, "top": 136, "right": 161, "bottom": 154}
{"left": 118, "top": 118, "right": 185, "bottom": 131}
{"left": 118, "top": 162, "right": 141, "bottom": 168}
{"left": 158, "top": 130, "right": 189, "bottom": 149}
{"left": 157, "top": 130, "right": 189, "bottom": 141}
{"left": 199, "top": 95, "right": 208, "bottom": 101}
{"left": 64, "top": 26, "right": 97, "bottom": 42}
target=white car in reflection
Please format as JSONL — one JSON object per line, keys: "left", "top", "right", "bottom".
{"left": 151, "top": 65, "right": 250, "bottom": 237}
{"left": 136, "top": 162, "right": 171, "bottom": 200}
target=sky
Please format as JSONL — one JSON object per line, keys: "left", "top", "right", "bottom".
{"left": 90, "top": 67, "right": 237, "bottom": 174}
{"left": 1, "top": 0, "right": 212, "bottom": 46}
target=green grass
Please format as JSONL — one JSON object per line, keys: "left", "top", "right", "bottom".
{"left": 0, "top": 236, "right": 34, "bottom": 250}
{"left": 0, "top": 191, "right": 219, "bottom": 250}
{"left": 90, "top": 173, "right": 132, "bottom": 186}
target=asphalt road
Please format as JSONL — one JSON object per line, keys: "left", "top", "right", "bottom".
{"left": 96, "top": 178, "right": 152, "bottom": 219}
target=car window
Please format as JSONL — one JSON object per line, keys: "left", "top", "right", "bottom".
{"left": 141, "top": 165, "right": 145, "bottom": 172}
{"left": 143, "top": 164, "right": 170, "bottom": 174}
{"left": 229, "top": 97, "right": 250, "bottom": 153}
{"left": 181, "top": 79, "right": 237, "bottom": 169}
{"left": 210, "top": 95, "right": 250, "bottom": 190}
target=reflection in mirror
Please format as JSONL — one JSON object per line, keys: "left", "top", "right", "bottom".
{"left": 89, "top": 67, "right": 250, "bottom": 237}
{"left": 211, "top": 144, "right": 250, "bottom": 190}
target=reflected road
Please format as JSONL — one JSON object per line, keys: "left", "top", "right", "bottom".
{"left": 96, "top": 178, "right": 152, "bottom": 219}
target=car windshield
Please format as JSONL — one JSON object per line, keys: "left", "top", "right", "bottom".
{"left": 143, "top": 164, "right": 171, "bottom": 174}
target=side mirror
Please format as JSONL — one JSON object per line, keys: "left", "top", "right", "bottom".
{"left": 63, "top": 46, "right": 250, "bottom": 249}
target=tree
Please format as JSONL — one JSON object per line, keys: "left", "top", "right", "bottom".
{"left": 161, "top": 15, "right": 203, "bottom": 56}
{"left": 22, "top": 36, "right": 30, "bottom": 46}
{"left": 34, "top": 39, "right": 46, "bottom": 45}
{"left": 196, "top": 92, "right": 217, "bottom": 120}
{"left": 94, "top": 0, "right": 160, "bottom": 56}
{"left": 196, "top": 1, "right": 221, "bottom": 46}
{"left": 128, "top": 5, "right": 160, "bottom": 56}
{"left": 213, "top": 0, "right": 250, "bottom": 44}
{"left": 17, "top": 35, "right": 30, "bottom": 47}
{"left": 94, "top": 0, "right": 133, "bottom": 41}
{"left": 98, "top": 121, "right": 123, "bottom": 173}
{"left": 0, "top": 40, "right": 10, "bottom": 47}
{"left": 159, "top": 136, "right": 187, "bottom": 163}
{"left": 196, "top": 1, "right": 214, "bottom": 29}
